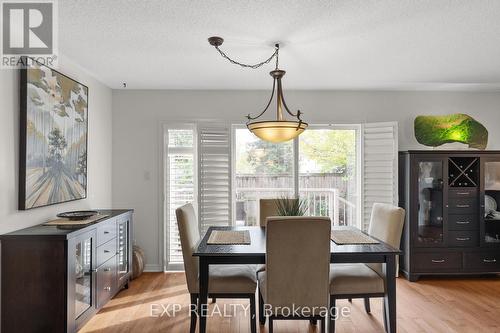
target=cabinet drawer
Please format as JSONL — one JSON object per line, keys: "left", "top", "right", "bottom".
{"left": 97, "top": 220, "right": 117, "bottom": 246}
{"left": 448, "top": 215, "right": 478, "bottom": 231}
{"left": 97, "top": 256, "right": 117, "bottom": 308}
{"left": 447, "top": 231, "right": 478, "bottom": 247}
{"left": 448, "top": 188, "right": 477, "bottom": 198}
{"left": 97, "top": 239, "right": 117, "bottom": 267}
{"left": 464, "top": 252, "right": 500, "bottom": 271}
{"left": 413, "top": 252, "right": 462, "bottom": 271}
{"left": 448, "top": 198, "right": 477, "bottom": 214}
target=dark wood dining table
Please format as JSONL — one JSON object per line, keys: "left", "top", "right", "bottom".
{"left": 194, "top": 226, "right": 401, "bottom": 333}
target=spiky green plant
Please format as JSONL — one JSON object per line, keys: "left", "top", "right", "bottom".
{"left": 275, "top": 196, "right": 308, "bottom": 216}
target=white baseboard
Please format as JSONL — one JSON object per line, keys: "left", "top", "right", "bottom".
{"left": 144, "top": 264, "right": 163, "bottom": 272}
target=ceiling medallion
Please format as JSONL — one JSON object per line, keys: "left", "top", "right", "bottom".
{"left": 208, "top": 36, "right": 307, "bottom": 143}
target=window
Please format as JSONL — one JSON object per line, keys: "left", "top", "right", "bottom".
{"left": 164, "top": 126, "right": 196, "bottom": 267}
{"left": 299, "top": 127, "right": 359, "bottom": 227}
{"left": 234, "top": 128, "right": 294, "bottom": 225}
{"left": 233, "top": 125, "right": 360, "bottom": 228}
{"left": 163, "top": 122, "right": 397, "bottom": 269}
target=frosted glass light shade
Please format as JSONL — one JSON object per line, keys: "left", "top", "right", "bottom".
{"left": 247, "top": 121, "right": 308, "bottom": 143}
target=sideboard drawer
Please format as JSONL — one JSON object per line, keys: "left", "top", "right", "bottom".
{"left": 97, "top": 239, "right": 117, "bottom": 267}
{"left": 97, "top": 256, "right": 117, "bottom": 308}
{"left": 413, "top": 252, "right": 462, "bottom": 271}
{"left": 448, "top": 231, "right": 478, "bottom": 247}
{"left": 448, "top": 198, "right": 477, "bottom": 214}
{"left": 464, "top": 252, "right": 500, "bottom": 271}
{"left": 97, "top": 220, "right": 117, "bottom": 246}
{"left": 448, "top": 215, "right": 478, "bottom": 231}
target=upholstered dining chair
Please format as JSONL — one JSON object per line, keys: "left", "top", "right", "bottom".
{"left": 259, "top": 198, "right": 295, "bottom": 227}
{"left": 329, "top": 203, "right": 405, "bottom": 333}
{"left": 258, "top": 216, "right": 331, "bottom": 333}
{"left": 175, "top": 203, "right": 258, "bottom": 333}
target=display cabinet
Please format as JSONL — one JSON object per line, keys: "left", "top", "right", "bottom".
{"left": 399, "top": 151, "right": 500, "bottom": 282}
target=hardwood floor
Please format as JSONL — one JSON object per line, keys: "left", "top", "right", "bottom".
{"left": 80, "top": 273, "right": 500, "bottom": 333}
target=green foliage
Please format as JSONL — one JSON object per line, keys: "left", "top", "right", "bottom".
{"left": 299, "top": 130, "right": 356, "bottom": 175}
{"left": 245, "top": 140, "right": 293, "bottom": 174}
{"left": 275, "top": 196, "right": 308, "bottom": 216}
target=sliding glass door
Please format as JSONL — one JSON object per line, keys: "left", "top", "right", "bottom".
{"left": 299, "top": 127, "right": 359, "bottom": 227}
{"left": 234, "top": 128, "right": 294, "bottom": 225}
{"left": 233, "top": 125, "right": 360, "bottom": 227}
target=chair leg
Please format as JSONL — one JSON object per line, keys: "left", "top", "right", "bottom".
{"left": 383, "top": 299, "right": 388, "bottom": 332}
{"left": 310, "top": 319, "right": 317, "bottom": 325}
{"left": 329, "top": 297, "right": 336, "bottom": 333}
{"left": 249, "top": 294, "right": 257, "bottom": 333}
{"left": 320, "top": 317, "right": 326, "bottom": 333}
{"left": 364, "top": 297, "right": 371, "bottom": 314}
{"left": 189, "top": 294, "right": 197, "bottom": 333}
{"left": 212, "top": 297, "right": 216, "bottom": 303}
{"left": 258, "top": 290, "right": 266, "bottom": 325}
{"left": 269, "top": 317, "right": 274, "bottom": 333}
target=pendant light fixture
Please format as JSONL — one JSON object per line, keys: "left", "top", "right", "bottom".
{"left": 208, "top": 36, "right": 307, "bottom": 143}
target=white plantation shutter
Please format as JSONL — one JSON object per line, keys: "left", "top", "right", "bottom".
{"left": 198, "top": 123, "right": 232, "bottom": 233}
{"left": 362, "top": 122, "right": 398, "bottom": 231}
{"left": 165, "top": 127, "right": 196, "bottom": 265}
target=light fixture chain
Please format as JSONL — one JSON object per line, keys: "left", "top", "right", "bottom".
{"left": 214, "top": 45, "right": 279, "bottom": 69}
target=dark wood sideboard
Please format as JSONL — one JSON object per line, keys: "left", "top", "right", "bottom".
{"left": 399, "top": 151, "right": 500, "bottom": 281}
{"left": 1, "top": 209, "right": 133, "bottom": 333}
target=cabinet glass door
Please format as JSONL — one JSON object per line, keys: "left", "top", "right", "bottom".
{"left": 417, "top": 160, "right": 445, "bottom": 245}
{"left": 483, "top": 160, "right": 500, "bottom": 245}
{"left": 118, "top": 220, "right": 129, "bottom": 281}
{"left": 74, "top": 236, "right": 93, "bottom": 318}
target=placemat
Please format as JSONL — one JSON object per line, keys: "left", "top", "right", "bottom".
{"left": 207, "top": 230, "right": 251, "bottom": 245}
{"left": 331, "top": 229, "right": 379, "bottom": 245}
{"left": 44, "top": 214, "right": 110, "bottom": 226}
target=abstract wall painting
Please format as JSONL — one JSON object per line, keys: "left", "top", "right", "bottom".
{"left": 414, "top": 113, "right": 488, "bottom": 150}
{"left": 19, "top": 58, "right": 88, "bottom": 210}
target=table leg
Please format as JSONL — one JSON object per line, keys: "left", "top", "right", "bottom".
{"left": 383, "top": 254, "right": 396, "bottom": 333}
{"left": 198, "top": 257, "right": 209, "bottom": 333}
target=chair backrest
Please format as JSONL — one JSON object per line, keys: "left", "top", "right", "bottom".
{"left": 265, "top": 216, "right": 331, "bottom": 315}
{"left": 259, "top": 198, "right": 295, "bottom": 227}
{"left": 366, "top": 203, "right": 405, "bottom": 276}
{"left": 175, "top": 203, "right": 200, "bottom": 294}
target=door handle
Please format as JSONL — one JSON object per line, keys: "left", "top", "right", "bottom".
{"left": 431, "top": 259, "right": 445, "bottom": 263}
{"left": 456, "top": 204, "right": 470, "bottom": 208}
{"left": 483, "top": 258, "right": 497, "bottom": 263}
{"left": 456, "top": 237, "right": 471, "bottom": 241}
{"left": 456, "top": 221, "right": 470, "bottom": 224}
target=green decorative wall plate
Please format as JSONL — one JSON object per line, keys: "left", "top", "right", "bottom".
{"left": 414, "top": 114, "right": 488, "bottom": 150}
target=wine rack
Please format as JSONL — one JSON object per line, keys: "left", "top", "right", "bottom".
{"left": 448, "top": 157, "right": 479, "bottom": 188}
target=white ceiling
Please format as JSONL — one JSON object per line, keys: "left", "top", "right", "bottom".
{"left": 59, "top": 0, "right": 500, "bottom": 90}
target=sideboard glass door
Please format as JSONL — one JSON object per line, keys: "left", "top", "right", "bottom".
{"left": 483, "top": 159, "right": 500, "bottom": 245}
{"left": 416, "top": 159, "right": 445, "bottom": 246}
{"left": 68, "top": 229, "right": 96, "bottom": 332}
{"left": 75, "top": 235, "right": 94, "bottom": 318}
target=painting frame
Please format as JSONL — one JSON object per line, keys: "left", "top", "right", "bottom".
{"left": 19, "top": 56, "right": 89, "bottom": 210}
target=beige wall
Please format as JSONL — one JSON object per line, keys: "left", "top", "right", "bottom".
{"left": 112, "top": 89, "right": 500, "bottom": 270}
